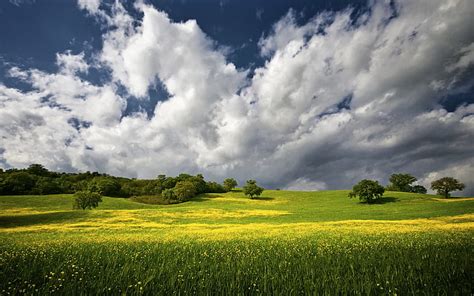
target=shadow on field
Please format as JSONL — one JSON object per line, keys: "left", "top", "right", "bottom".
{"left": 0, "top": 211, "right": 85, "bottom": 228}
{"left": 372, "top": 197, "right": 399, "bottom": 204}
{"left": 251, "top": 196, "right": 274, "bottom": 201}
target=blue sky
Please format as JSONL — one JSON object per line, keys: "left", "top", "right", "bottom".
{"left": 0, "top": 0, "right": 473, "bottom": 195}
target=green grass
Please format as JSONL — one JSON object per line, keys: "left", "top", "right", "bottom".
{"left": 0, "top": 190, "right": 473, "bottom": 294}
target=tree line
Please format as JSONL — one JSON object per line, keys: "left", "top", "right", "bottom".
{"left": 0, "top": 164, "right": 235, "bottom": 197}
{"left": 0, "top": 164, "right": 266, "bottom": 209}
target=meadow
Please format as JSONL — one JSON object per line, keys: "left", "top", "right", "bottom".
{"left": 0, "top": 190, "right": 473, "bottom": 295}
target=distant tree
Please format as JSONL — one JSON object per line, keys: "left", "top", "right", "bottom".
{"left": 411, "top": 185, "right": 427, "bottom": 194}
{"left": 349, "top": 179, "right": 385, "bottom": 203}
{"left": 431, "top": 177, "right": 465, "bottom": 198}
{"left": 173, "top": 181, "right": 197, "bottom": 201}
{"left": 223, "top": 178, "right": 238, "bottom": 192}
{"left": 35, "top": 177, "right": 61, "bottom": 195}
{"left": 162, "top": 188, "right": 176, "bottom": 201}
{"left": 387, "top": 173, "right": 417, "bottom": 192}
{"left": 73, "top": 191, "right": 102, "bottom": 210}
{"left": 243, "top": 180, "right": 264, "bottom": 199}
{"left": 88, "top": 177, "right": 121, "bottom": 197}
{"left": 27, "top": 164, "right": 50, "bottom": 177}
{"left": 2, "top": 172, "right": 36, "bottom": 195}
{"left": 205, "top": 181, "right": 226, "bottom": 193}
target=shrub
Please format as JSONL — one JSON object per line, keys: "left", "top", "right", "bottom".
{"left": 349, "top": 179, "right": 385, "bottom": 203}
{"left": 73, "top": 191, "right": 102, "bottom": 210}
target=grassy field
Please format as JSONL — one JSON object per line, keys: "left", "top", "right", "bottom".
{"left": 1, "top": 190, "right": 473, "bottom": 294}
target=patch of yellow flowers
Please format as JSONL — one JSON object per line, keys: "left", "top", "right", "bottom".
{"left": 1, "top": 206, "right": 472, "bottom": 242}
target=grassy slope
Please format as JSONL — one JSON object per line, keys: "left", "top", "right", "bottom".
{"left": 0, "top": 190, "right": 472, "bottom": 241}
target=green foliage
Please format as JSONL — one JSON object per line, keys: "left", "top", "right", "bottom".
{"left": 173, "top": 181, "right": 198, "bottom": 201}
{"left": 162, "top": 188, "right": 177, "bottom": 201}
{"left": 0, "top": 165, "right": 232, "bottom": 201}
{"left": 431, "top": 177, "right": 465, "bottom": 198}
{"left": 223, "top": 178, "right": 238, "bottom": 192}
{"left": 88, "top": 177, "right": 121, "bottom": 197}
{"left": 387, "top": 173, "right": 417, "bottom": 192}
{"left": 26, "top": 164, "right": 51, "bottom": 177}
{"left": 35, "top": 177, "right": 61, "bottom": 195}
{"left": 73, "top": 191, "right": 102, "bottom": 210}
{"left": 205, "top": 181, "right": 227, "bottom": 193}
{"left": 411, "top": 185, "right": 427, "bottom": 194}
{"left": 0, "top": 172, "right": 36, "bottom": 195}
{"left": 349, "top": 179, "right": 385, "bottom": 203}
{"left": 243, "top": 180, "right": 264, "bottom": 199}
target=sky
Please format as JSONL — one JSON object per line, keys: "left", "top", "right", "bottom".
{"left": 0, "top": 0, "right": 473, "bottom": 195}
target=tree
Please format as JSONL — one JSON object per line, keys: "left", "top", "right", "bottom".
{"left": 411, "top": 185, "right": 427, "bottom": 194}
{"left": 27, "top": 164, "right": 50, "bottom": 177}
{"left": 431, "top": 177, "right": 465, "bottom": 198}
{"left": 243, "top": 180, "right": 264, "bottom": 199}
{"left": 173, "top": 181, "right": 197, "bottom": 201}
{"left": 88, "top": 177, "right": 121, "bottom": 197}
{"left": 162, "top": 188, "right": 176, "bottom": 201}
{"left": 387, "top": 173, "right": 417, "bottom": 192}
{"left": 348, "top": 179, "right": 385, "bottom": 203}
{"left": 223, "top": 178, "right": 238, "bottom": 192}
{"left": 73, "top": 191, "right": 102, "bottom": 210}
{"left": 205, "top": 181, "right": 226, "bottom": 193}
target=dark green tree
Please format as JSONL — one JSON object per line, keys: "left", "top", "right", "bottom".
{"left": 386, "top": 173, "right": 417, "bottom": 192}
{"left": 243, "top": 180, "right": 264, "bottom": 199}
{"left": 27, "top": 164, "right": 50, "bottom": 177}
{"left": 223, "top": 178, "right": 238, "bottom": 192}
{"left": 2, "top": 172, "right": 36, "bottom": 194}
{"left": 173, "top": 181, "right": 197, "bottom": 201}
{"left": 162, "top": 188, "right": 176, "bottom": 201}
{"left": 431, "top": 177, "right": 465, "bottom": 198}
{"left": 73, "top": 191, "right": 102, "bottom": 210}
{"left": 88, "top": 177, "right": 121, "bottom": 197}
{"left": 411, "top": 185, "right": 427, "bottom": 194}
{"left": 349, "top": 179, "right": 385, "bottom": 203}
{"left": 35, "top": 177, "right": 61, "bottom": 195}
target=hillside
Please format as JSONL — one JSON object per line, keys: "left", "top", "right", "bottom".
{"left": 1, "top": 190, "right": 473, "bottom": 242}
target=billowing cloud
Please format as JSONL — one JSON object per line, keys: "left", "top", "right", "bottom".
{"left": 1, "top": 0, "right": 473, "bottom": 195}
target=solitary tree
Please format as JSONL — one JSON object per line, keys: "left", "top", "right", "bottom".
{"left": 349, "top": 179, "right": 385, "bottom": 203}
{"left": 387, "top": 173, "right": 417, "bottom": 192}
{"left": 431, "top": 177, "right": 465, "bottom": 198}
{"left": 223, "top": 178, "right": 238, "bottom": 192}
{"left": 243, "top": 180, "right": 264, "bottom": 199}
{"left": 73, "top": 191, "right": 102, "bottom": 210}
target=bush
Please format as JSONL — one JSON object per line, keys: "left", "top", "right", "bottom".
{"left": 349, "top": 179, "right": 385, "bottom": 203}
{"left": 73, "top": 191, "right": 102, "bottom": 210}
{"left": 243, "top": 180, "right": 264, "bottom": 199}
